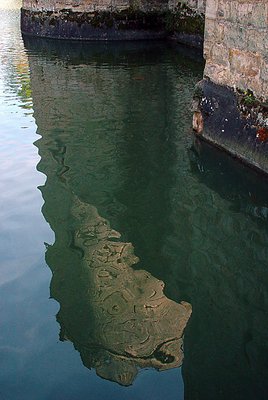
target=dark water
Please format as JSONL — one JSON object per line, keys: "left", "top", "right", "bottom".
{"left": 1, "top": 6, "right": 268, "bottom": 400}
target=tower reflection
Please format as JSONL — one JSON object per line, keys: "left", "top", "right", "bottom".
{"left": 46, "top": 194, "right": 191, "bottom": 386}
{"left": 28, "top": 37, "right": 193, "bottom": 386}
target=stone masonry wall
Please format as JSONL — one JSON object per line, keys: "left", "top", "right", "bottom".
{"left": 204, "top": 0, "right": 268, "bottom": 100}
{"left": 193, "top": 1, "right": 268, "bottom": 175}
{"left": 22, "top": 0, "right": 135, "bottom": 12}
{"left": 168, "top": 0, "right": 206, "bottom": 13}
{"left": 21, "top": 0, "right": 205, "bottom": 44}
{"left": 22, "top": 0, "right": 206, "bottom": 13}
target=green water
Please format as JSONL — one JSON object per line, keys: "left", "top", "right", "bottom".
{"left": 1, "top": 7, "right": 268, "bottom": 400}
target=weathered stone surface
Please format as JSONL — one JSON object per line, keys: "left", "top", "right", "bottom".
{"left": 196, "top": 0, "right": 268, "bottom": 174}
{"left": 193, "top": 79, "right": 268, "bottom": 173}
{"left": 21, "top": 0, "right": 205, "bottom": 45}
{"left": 22, "top": 0, "right": 206, "bottom": 13}
{"left": 203, "top": 0, "right": 268, "bottom": 100}
{"left": 20, "top": 8, "right": 168, "bottom": 41}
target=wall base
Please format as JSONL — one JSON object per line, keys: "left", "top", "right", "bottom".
{"left": 20, "top": 8, "right": 204, "bottom": 47}
{"left": 21, "top": 8, "right": 167, "bottom": 41}
{"left": 193, "top": 79, "right": 268, "bottom": 175}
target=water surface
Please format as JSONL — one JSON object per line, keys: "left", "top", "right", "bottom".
{"left": 1, "top": 6, "right": 268, "bottom": 400}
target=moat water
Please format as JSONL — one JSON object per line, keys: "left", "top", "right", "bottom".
{"left": 1, "top": 5, "right": 268, "bottom": 400}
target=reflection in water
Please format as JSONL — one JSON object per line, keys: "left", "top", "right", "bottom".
{"left": 180, "top": 138, "right": 268, "bottom": 400}
{"left": 25, "top": 35, "right": 268, "bottom": 399}
{"left": 29, "top": 38, "right": 195, "bottom": 387}
{"left": 0, "top": 8, "right": 32, "bottom": 111}
{"left": 48, "top": 195, "right": 191, "bottom": 386}
{"left": 190, "top": 137, "right": 268, "bottom": 221}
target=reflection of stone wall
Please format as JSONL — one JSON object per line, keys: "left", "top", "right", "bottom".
{"left": 163, "top": 139, "right": 268, "bottom": 400}
{"left": 41, "top": 169, "right": 192, "bottom": 386}
{"left": 26, "top": 35, "right": 268, "bottom": 399}
{"left": 35, "top": 99, "right": 192, "bottom": 386}
{"left": 27, "top": 39, "right": 196, "bottom": 386}
{"left": 52, "top": 197, "right": 191, "bottom": 386}
{"left": 25, "top": 37, "right": 201, "bottom": 221}
{"left": 204, "top": 0, "right": 268, "bottom": 99}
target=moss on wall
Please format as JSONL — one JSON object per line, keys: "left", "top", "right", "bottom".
{"left": 21, "top": 2, "right": 205, "bottom": 44}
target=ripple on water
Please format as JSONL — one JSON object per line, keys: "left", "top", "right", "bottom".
{"left": 1, "top": 5, "right": 268, "bottom": 400}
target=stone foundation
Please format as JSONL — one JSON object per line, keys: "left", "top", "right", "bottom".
{"left": 204, "top": 0, "right": 268, "bottom": 99}
{"left": 21, "top": 8, "right": 168, "bottom": 40}
{"left": 21, "top": 1, "right": 205, "bottom": 45}
{"left": 194, "top": 0, "right": 268, "bottom": 174}
{"left": 193, "top": 79, "right": 268, "bottom": 174}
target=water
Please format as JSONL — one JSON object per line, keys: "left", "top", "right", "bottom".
{"left": 1, "top": 5, "right": 268, "bottom": 400}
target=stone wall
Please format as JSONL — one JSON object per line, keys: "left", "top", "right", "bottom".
{"left": 21, "top": 0, "right": 205, "bottom": 44}
{"left": 204, "top": 0, "right": 268, "bottom": 100}
{"left": 22, "top": 0, "right": 140, "bottom": 12}
{"left": 192, "top": 0, "right": 268, "bottom": 175}
{"left": 168, "top": 0, "right": 206, "bottom": 13}
{"left": 22, "top": 0, "right": 206, "bottom": 13}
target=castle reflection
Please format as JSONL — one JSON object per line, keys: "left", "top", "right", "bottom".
{"left": 26, "top": 36, "right": 268, "bottom": 399}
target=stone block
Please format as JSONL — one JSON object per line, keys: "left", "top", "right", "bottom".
{"left": 237, "top": 1, "right": 251, "bottom": 24}
{"left": 204, "top": 18, "right": 216, "bottom": 40}
{"left": 211, "top": 43, "right": 229, "bottom": 66}
{"left": 229, "top": 49, "right": 261, "bottom": 78}
{"left": 205, "top": 0, "right": 218, "bottom": 19}
{"left": 224, "top": 24, "right": 248, "bottom": 51}
{"left": 204, "top": 61, "right": 231, "bottom": 86}
{"left": 203, "top": 39, "right": 212, "bottom": 59}
{"left": 252, "top": 3, "right": 267, "bottom": 29}
{"left": 262, "top": 81, "right": 268, "bottom": 100}
{"left": 260, "top": 60, "right": 268, "bottom": 83}
{"left": 230, "top": 1, "right": 239, "bottom": 23}
{"left": 203, "top": 0, "right": 268, "bottom": 100}
{"left": 217, "top": 0, "right": 231, "bottom": 20}
{"left": 247, "top": 29, "right": 266, "bottom": 54}
{"left": 244, "top": 75, "right": 263, "bottom": 97}
{"left": 213, "top": 21, "right": 224, "bottom": 41}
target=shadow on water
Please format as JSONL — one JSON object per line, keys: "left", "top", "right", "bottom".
{"left": 180, "top": 138, "right": 268, "bottom": 400}
{"left": 24, "top": 36, "right": 268, "bottom": 399}
{"left": 190, "top": 137, "right": 268, "bottom": 222}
